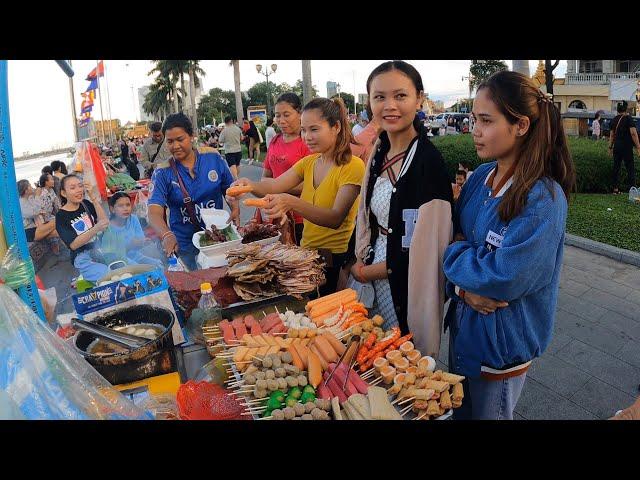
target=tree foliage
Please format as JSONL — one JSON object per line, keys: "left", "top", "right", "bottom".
{"left": 197, "top": 87, "right": 249, "bottom": 124}
{"left": 469, "top": 60, "right": 508, "bottom": 91}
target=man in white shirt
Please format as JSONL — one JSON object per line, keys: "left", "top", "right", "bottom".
{"left": 218, "top": 116, "right": 243, "bottom": 178}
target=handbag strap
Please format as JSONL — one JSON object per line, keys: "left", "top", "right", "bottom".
{"left": 169, "top": 157, "right": 202, "bottom": 231}
{"left": 150, "top": 139, "right": 164, "bottom": 164}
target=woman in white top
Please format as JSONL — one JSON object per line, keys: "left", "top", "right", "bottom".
{"left": 592, "top": 112, "right": 601, "bottom": 140}
{"left": 265, "top": 117, "right": 277, "bottom": 148}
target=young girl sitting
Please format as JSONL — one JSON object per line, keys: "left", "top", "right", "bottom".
{"left": 101, "top": 192, "right": 164, "bottom": 269}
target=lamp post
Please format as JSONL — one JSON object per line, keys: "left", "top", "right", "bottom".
{"left": 256, "top": 63, "right": 277, "bottom": 116}
{"left": 462, "top": 75, "right": 473, "bottom": 113}
{"left": 125, "top": 63, "right": 138, "bottom": 123}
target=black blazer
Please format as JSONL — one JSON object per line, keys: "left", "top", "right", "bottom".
{"left": 364, "top": 124, "right": 453, "bottom": 333}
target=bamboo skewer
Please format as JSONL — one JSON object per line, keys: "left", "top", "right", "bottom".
{"left": 414, "top": 411, "right": 429, "bottom": 421}
{"left": 397, "top": 396, "right": 416, "bottom": 406}
{"left": 399, "top": 404, "right": 413, "bottom": 416}
{"left": 369, "top": 377, "right": 384, "bottom": 386}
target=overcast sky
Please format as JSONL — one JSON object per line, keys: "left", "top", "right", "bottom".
{"left": 7, "top": 60, "right": 565, "bottom": 155}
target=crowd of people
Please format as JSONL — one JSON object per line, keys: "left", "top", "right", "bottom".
{"left": 21, "top": 60, "right": 640, "bottom": 419}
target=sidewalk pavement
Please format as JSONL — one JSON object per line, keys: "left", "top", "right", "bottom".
{"left": 436, "top": 245, "right": 640, "bottom": 419}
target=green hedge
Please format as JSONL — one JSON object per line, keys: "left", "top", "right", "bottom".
{"left": 430, "top": 135, "right": 639, "bottom": 193}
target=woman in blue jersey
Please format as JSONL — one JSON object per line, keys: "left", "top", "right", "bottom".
{"left": 443, "top": 71, "right": 576, "bottom": 420}
{"left": 148, "top": 113, "right": 237, "bottom": 270}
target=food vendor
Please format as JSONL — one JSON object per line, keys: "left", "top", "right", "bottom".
{"left": 148, "top": 113, "right": 238, "bottom": 270}
{"left": 228, "top": 97, "right": 365, "bottom": 295}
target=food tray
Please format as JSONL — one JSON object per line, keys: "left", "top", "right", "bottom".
{"left": 192, "top": 224, "right": 242, "bottom": 254}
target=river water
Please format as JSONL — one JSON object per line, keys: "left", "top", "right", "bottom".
{"left": 14, "top": 152, "right": 74, "bottom": 185}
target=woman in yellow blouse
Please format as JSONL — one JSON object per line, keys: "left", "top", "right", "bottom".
{"left": 228, "top": 97, "right": 364, "bottom": 294}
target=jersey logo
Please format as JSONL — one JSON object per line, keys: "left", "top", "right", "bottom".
{"left": 401, "top": 209, "right": 418, "bottom": 249}
{"left": 208, "top": 170, "right": 219, "bottom": 182}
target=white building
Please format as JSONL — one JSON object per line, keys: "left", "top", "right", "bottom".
{"left": 138, "top": 85, "right": 154, "bottom": 122}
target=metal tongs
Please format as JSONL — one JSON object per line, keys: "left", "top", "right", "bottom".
{"left": 72, "top": 318, "right": 150, "bottom": 350}
{"left": 323, "top": 335, "right": 362, "bottom": 389}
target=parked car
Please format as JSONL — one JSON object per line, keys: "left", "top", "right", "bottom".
{"left": 430, "top": 113, "right": 469, "bottom": 131}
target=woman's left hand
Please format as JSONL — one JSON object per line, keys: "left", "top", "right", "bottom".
{"left": 263, "top": 194, "right": 295, "bottom": 222}
{"left": 463, "top": 291, "right": 509, "bottom": 315}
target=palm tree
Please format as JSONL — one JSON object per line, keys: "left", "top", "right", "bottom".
{"left": 231, "top": 60, "right": 243, "bottom": 124}
{"left": 187, "top": 60, "right": 206, "bottom": 131}
{"left": 149, "top": 60, "right": 186, "bottom": 113}
{"left": 143, "top": 77, "right": 173, "bottom": 121}
{"left": 301, "top": 60, "right": 313, "bottom": 105}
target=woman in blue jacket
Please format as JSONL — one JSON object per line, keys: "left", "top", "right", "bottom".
{"left": 443, "top": 71, "right": 576, "bottom": 420}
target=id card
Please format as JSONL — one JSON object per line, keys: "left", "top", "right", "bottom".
{"left": 484, "top": 230, "right": 504, "bottom": 252}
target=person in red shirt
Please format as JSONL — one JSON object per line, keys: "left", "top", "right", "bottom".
{"left": 263, "top": 92, "right": 312, "bottom": 243}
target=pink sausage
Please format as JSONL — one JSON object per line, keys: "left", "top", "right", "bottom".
{"left": 317, "top": 384, "right": 332, "bottom": 400}
{"left": 341, "top": 364, "right": 369, "bottom": 395}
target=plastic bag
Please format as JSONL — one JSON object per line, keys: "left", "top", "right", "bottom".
{"left": 139, "top": 393, "right": 180, "bottom": 420}
{"left": 133, "top": 189, "right": 150, "bottom": 219}
{"left": 0, "top": 284, "right": 153, "bottom": 420}
{"left": 0, "top": 245, "right": 36, "bottom": 290}
{"left": 629, "top": 187, "right": 640, "bottom": 205}
{"left": 176, "top": 380, "right": 249, "bottom": 420}
{"left": 38, "top": 287, "right": 57, "bottom": 325}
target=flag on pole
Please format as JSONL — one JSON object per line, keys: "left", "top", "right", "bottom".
{"left": 86, "top": 61, "right": 105, "bottom": 81}
{"left": 86, "top": 78, "right": 98, "bottom": 92}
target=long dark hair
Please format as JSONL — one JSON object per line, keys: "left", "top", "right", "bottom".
{"left": 303, "top": 97, "right": 354, "bottom": 166}
{"left": 38, "top": 173, "right": 52, "bottom": 188}
{"left": 366, "top": 60, "right": 424, "bottom": 132}
{"left": 59, "top": 174, "right": 80, "bottom": 206}
{"left": 477, "top": 70, "right": 576, "bottom": 222}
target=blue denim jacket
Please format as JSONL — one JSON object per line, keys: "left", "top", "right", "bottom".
{"left": 443, "top": 162, "right": 567, "bottom": 377}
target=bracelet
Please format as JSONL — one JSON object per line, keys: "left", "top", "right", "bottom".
{"left": 161, "top": 231, "right": 176, "bottom": 242}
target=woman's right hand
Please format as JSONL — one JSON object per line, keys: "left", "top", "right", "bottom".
{"left": 161, "top": 233, "right": 178, "bottom": 257}
{"left": 351, "top": 259, "right": 367, "bottom": 283}
{"left": 230, "top": 177, "right": 252, "bottom": 189}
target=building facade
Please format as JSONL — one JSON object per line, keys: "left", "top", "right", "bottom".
{"left": 326, "top": 81, "right": 338, "bottom": 98}
{"left": 536, "top": 60, "right": 639, "bottom": 136}
{"left": 138, "top": 86, "right": 154, "bottom": 122}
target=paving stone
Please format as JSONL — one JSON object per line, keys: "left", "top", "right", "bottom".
{"left": 611, "top": 268, "right": 640, "bottom": 289}
{"left": 556, "top": 292, "right": 607, "bottom": 323}
{"left": 615, "top": 340, "right": 640, "bottom": 370}
{"left": 594, "top": 311, "right": 640, "bottom": 342}
{"left": 554, "top": 309, "right": 629, "bottom": 354}
{"left": 577, "top": 278, "right": 633, "bottom": 302}
{"left": 626, "top": 290, "right": 640, "bottom": 308}
{"left": 563, "top": 255, "right": 619, "bottom": 279}
{"left": 580, "top": 289, "right": 640, "bottom": 322}
{"left": 527, "top": 354, "right": 592, "bottom": 398}
{"left": 515, "top": 378, "right": 598, "bottom": 420}
{"left": 555, "top": 339, "right": 640, "bottom": 396}
{"left": 568, "top": 377, "right": 638, "bottom": 420}
{"left": 544, "top": 331, "right": 574, "bottom": 356}
{"left": 559, "top": 278, "right": 591, "bottom": 297}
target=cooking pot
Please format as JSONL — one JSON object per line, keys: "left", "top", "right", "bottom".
{"left": 74, "top": 305, "right": 177, "bottom": 385}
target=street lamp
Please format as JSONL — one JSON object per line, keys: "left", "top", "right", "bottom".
{"left": 125, "top": 63, "right": 138, "bottom": 123}
{"left": 256, "top": 63, "right": 277, "bottom": 116}
{"left": 462, "top": 75, "right": 473, "bottom": 113}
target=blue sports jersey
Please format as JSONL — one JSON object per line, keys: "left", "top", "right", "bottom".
{"left": 149, "top": 151, "right": 234, "bottom": 251}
